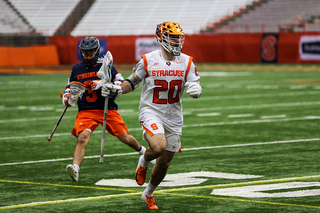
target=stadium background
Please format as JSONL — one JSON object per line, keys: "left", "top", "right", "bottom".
{"left": 1, "top": 0, "right": 320, "bottom": 67}
{"left": 1, "top": 1, "right": 320, "bottom": 212}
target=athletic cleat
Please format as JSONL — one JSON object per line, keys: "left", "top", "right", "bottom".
{"left": 142, "top": 193, "right": 158, "bottom": 210}
{"left": 135, "top": 155, "right": 148, "bottom": 185}
{"left": 66, "top": 164, "right": 79, "bottom": 182}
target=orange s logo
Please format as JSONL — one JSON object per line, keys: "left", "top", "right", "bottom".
{"left": 261, "top": 34, "right": 278, "bottom": 62}
{"left": 151, "top": 123, "right": 158, "bottom": 130}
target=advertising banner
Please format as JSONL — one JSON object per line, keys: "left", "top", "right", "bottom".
{"left": 135, "top": 37, "right": 160, "bottom": 61}
{"left": 299, "top": 35, "right": 320, "bottom": 60}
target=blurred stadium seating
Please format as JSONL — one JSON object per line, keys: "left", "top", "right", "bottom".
{"left": 1, "top": 0, "right": 254, "bottom": 36}
{"left": 1, "top": 0, "right": 320, "bottom": 66}
{"left": 206, "top": 0, "right": 320, "bottom": 33}
{"left": 8, "top": 0, "right": 80, "bottom": 36}
{"left": 2, "top": 0, "right": 320, "bottom": 37}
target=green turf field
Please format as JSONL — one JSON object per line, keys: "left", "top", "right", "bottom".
{"left": 0, "top": 63, "right": 320, "bottom": 212}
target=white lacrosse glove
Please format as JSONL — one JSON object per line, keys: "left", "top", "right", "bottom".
{"left": 102, "top": 83, "right": 122, "bottom": 99}
{"left": 185, "top": 82, "right": 202, "bottom": 98}
{"left": 89, "top": 80, "right": 104, "bottom": 90}
{"left": 61, "top": 88, "right": 71, "bottom": 107}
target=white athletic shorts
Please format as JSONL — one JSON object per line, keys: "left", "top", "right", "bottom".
{"left": 140, "top": 115, "right": 182, "bottom": 152}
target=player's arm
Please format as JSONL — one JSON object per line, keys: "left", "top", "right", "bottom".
{"left": 102, "top": 72, "right": 142, "bottom": 98}
{"left": 122, "top": 72, "right": 142, "bottom": 94}
{"left": 184, "top": 62, "right": 202, "bottom": 99}
{"left": 61, "top": 77, "right": 72, "bottom": 107}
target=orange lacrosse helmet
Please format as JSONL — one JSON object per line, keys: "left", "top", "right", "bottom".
{"left": 156, "top": 22, "right": 185, "bottom": 56}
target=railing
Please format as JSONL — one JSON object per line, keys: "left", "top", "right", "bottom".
{"left": 204, "top": 23, "right": 320, "bottom": 33}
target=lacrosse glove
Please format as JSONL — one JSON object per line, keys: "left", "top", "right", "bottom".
{"left": 102, "top": 83, "right": 122, "bottom": 99}
{"left": 61, "top": 88, "right": 71, "bottom": 107}
{"left": 89, "top": 80, "right": 104, "bottom": 90}
{"left": 185, "top": 82, "right": 202, "bottom": 98}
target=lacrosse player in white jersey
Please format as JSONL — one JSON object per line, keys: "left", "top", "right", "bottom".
{"left": 102, "top": 22, "right": 202, "bottom": 209}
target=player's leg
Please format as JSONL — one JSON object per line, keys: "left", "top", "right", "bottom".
{"left": 135, "top": 117, "right": 166, "bottom": 186}
{"left": 135, "top": 132, "right": 166, "bottom": 185}
{"left": 107, "top": 110, "right": 149, "bottom": 155}
{"left": 116, "top": 132, "right": 143, "bottom": 153}
{"left": 67, "top": 110, "right": 99, "bottom": 182}
{"left": 66, "top": 129, "right": 91, "bottom": 182}
{"left": 149, "top": 150, "right": 175, "bottom": 186}
{"left": 73, "top": 129, "right": 91, "bottom": 165}
{"left": 144, "top": 133, "right": 167, "bottom": 162}
{"left": 141, "top": 133, "right": 180, "bottom": 209}
{"left": 141, "top": 150, "right": 175, "bottom": 210}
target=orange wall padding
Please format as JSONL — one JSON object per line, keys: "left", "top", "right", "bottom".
{"left": 46, "top": 33, "right": 320, "bottom": 65}
{"left": 182, "top": 34, "right": 261, "bottom": 63}
{"left": 0, "top": 45, "right": 60, "bottom": 67}
{"left": 0, "top": 47, "right": 11, "bottom": 66}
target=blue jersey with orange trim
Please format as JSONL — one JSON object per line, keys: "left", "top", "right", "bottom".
{"left": 68, "top": 61, "right": 119, "bottom": 112}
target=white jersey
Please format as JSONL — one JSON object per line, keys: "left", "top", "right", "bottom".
{"left": 133, "top": 49, "right": 200, "bottom": 124}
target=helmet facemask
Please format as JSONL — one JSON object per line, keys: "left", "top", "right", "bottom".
{"left": 79, "top": 37, "right": 101, "bottom": 67}
{"left": 158, "top": 33, "right": 185, "bottom": 56}
{"left": 81, "top": 48, "right": 99, "bottom": 64}
{"left": 156, "top": 22, "right": 185, "bottom": 56}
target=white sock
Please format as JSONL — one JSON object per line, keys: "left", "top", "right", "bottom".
{"left": 144, "top": 181, "right": 156, "bottom": 197}
{"left": 73, "top": 164, "right": 80, "bottom": 172}
{"left": 141, "top": 155, "right": 150, "bottom": 168}
{"left": 138, "top": 145, "right": 146, "bottom": 155}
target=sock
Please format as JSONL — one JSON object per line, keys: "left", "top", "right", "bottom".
{"left": 141, "top": 155, "right": 150, "bottom": 168}
{"left": 73, "top": 164, "right": 80, "bottom": 172}
{"left": 138, "top": 145, "right": 146, "bottom": 155}
{"left": 144, "top": 181, "right": 157, "bottom": 197}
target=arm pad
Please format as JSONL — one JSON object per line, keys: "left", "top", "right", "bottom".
{"left": 124, "top": 73, "right": 142, "bottom": 91}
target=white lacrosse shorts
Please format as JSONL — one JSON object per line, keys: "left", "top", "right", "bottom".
{"left": 140, "top": 115, "right": 182, "bottom": 152}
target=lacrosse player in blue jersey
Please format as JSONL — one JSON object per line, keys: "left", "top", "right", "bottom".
{"left": 62, "top": 37, "right": 148, "bottom": 182}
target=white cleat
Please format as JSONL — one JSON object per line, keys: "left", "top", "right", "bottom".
{"left": 66, "top": 164, "right": 79, "bottom": 182}
{"left": 140, "top": 146, "right": 156, "bottom": 165}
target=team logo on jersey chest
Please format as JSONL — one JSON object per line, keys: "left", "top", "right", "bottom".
{"left": 166, "top": 62, "right": 171, "bottom": 66}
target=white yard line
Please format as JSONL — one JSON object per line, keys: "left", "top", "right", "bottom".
{"left": 1, "top": 116, "right": 320, "bottom": 141}
{"left": 228, "top": 114, "right": 253, "bottom": 118}
{"left": 2, "top": 101, "right": 320, "bottom": 123}
{"left": 1, "top": 138, "right": 319, "bottom": 167}
{"left": 184, "top": 101, "right": 320, "bottom": 112}
{"left": 197, "top": 112, "right": 221, "bottom": 117}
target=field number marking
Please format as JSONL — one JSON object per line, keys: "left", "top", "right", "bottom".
{"left": 211, "top": 182, "right": 320, "bottom": 198}
{"left": 95, "top": 171, "right": 263, "bottom": 187}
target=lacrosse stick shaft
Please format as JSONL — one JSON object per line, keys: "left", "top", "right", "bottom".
{"left": 99, "top": 97, "right": 108, "bottom": 163}
{"left": 48, "top": 106, "right": 68, "bottom": 141}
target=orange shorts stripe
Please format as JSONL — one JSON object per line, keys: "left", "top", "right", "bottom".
{"left": 141, "top": 123, "right": 154, "bottom": 136}
{"left": 71, "top": 109, "right": 129, "bottom": 137}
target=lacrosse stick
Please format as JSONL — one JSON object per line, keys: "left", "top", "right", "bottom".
{"left": 97, "top": 51, "right": 113, "bottom": 163}
{"left": 48, "top": 81, "right": 86, "bottom": 141}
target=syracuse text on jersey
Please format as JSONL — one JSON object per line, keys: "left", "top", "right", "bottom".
{"left": 151, "top": 69, "right": 184, "bottom": 77}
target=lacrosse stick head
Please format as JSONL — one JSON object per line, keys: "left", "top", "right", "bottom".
{"left": 68, "top": 81, "right": 86, "bottom": 106}
{"left": 97, "top": 51, "right": 113, "bottom": 83}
